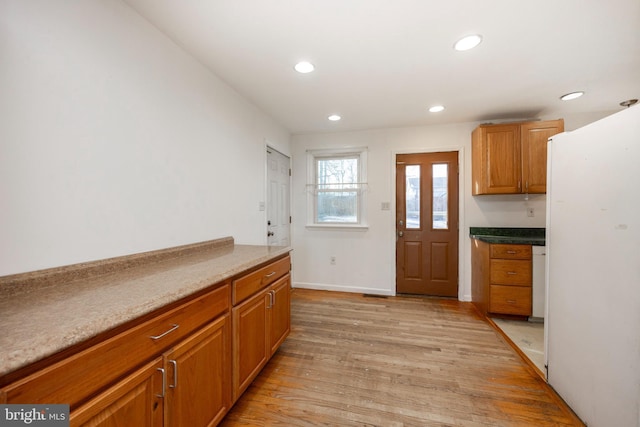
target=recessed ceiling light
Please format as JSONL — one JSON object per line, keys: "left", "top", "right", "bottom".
{"left": 429, "top": 105, "right": 445, "bottom": 113}
{"left": 294, "top": 61, "right": 315, "bottom": 73}
{"left": 560, "top": 91, "right": 584, "bottom": 101}
{"left": 620, "top": 99, "right": 638, "bottom": 108}
{"left": 328, "top": 114, "right": 341, "bottom": 121}
{"left": 454, "top": 34, "right": 483, "bottom": 51}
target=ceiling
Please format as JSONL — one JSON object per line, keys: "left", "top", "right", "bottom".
{"left": 123, "top": 0, "right": 640, "bottom": 134}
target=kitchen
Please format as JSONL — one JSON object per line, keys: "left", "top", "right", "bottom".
{"left": 1, "top": 1, "right": 639, "bottom": 426}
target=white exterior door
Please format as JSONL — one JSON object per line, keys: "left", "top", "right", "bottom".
{"left": 266, "top": 147, "right": 290, "bottom": 246}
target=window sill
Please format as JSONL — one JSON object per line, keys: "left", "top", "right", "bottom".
{"left": 305, "top": 224, "right": 369, "bottom": 231}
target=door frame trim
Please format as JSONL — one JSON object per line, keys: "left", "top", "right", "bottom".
{"left": 390, "top": 146, "right": 467, "bottom": 300}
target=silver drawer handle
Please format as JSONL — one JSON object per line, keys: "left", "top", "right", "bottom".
{"left": 264, "top": 271, "right": 276, "bottom": 278}
{"left": 506, "top": 250, "right": 517, "bottom": 254}
{"left": 507, "top": 272, "right": 518, "bottom": 275}
{"left": 150, "top": 324, "right": 179, "bottom": 340}
{"left": 507, "top": 299, "right": 517, "bottom": 303}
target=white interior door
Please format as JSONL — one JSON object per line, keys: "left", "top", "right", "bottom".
{"left": 266, "top": 147, "right": 290, "bottom": 246}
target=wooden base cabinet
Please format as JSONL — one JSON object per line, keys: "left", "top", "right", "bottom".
{"left": 70, "top": 314, "right": 231, "bottom": 427}
{"left": 163, "top": 315, "right": 231, "bottom": 427}
{"left": 0, "top": 253, "right": 291, "bottom": 427}
{"left": 2, "top": 285, "right": 232, "bottom": 427}
{"left": 232, "top": 256, "right": 291, "bottom": 402}
{"left": 472, "top": 241, "right": 532, "bottom": 317}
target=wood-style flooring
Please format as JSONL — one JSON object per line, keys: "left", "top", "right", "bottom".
{"left": 222, "top": 289, "right": 583, "bottom": 426}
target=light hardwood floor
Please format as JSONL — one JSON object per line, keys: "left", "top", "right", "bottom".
{"left": 222, "top": 289, "right": 583, "bottom": 426}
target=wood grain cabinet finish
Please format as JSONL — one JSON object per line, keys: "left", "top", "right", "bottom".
{"left": 472, "top": 119, "right": 564, "bottom": 195}
{"left": 0, "top": 285, "right": 230, "bottom": 410}
{"left": 232, "top": 256, "right": 291, "bottom": 402}
{"left": 472, "top": 241, "right": 533, "bottom": 317}
{"left": 70, "top": 358, "right": 165, "bottom": 427}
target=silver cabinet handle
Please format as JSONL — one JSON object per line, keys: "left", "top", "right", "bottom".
{"left": 169, "top": 360, "right": 177, "bottom": 389}
{"left": 157, "top": 368, "right": 166, "bottom": 398}
{"left": 398, "top": 231, "right": 404, "bottom": 237}
{"left": 507, "top": 272, "right": 517, "bottom": 275}
{"left": 506, "top": 250, "right": 517, "bottom": 254}
{"left": 267, "top": 290, "right": 275, "bottom": 309}
{"left": 265, "top": 271, "right": 276, "bottom": 278}
{"left": 271, "top": 290, "right": 276, "bottom": 306}
{"left": 507, "top": 299, "right": 517, "bottom": 304}
{"left": 150, "top": 324, "right": 179, "bottom": 340}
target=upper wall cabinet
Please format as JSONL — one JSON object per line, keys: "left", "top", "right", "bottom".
{"left": 472, "top": 119, "right": 564, "bottom": 195}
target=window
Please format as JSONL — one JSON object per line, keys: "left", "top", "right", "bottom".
{"left": 306, "top": 148, "right": 368, "bottom": 229}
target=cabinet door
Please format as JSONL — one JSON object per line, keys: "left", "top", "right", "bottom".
{"left": 164, "top": 315, "right": 231, "bottom": 427}
{"left": 232, "top": 290, "right": 268, "bottom": 401}
{"left": 473, "top": 124, "right": 521, "bottom": 194}
{"left": 268, "top": 275, "right": 291, "bottom": 356}
{"left": 521, "top": 119, "right": 564, "bottom": 194}
{"left": 70, "top": 358, "right": 164, "bottom": 427}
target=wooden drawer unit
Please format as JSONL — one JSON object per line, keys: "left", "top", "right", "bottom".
{"left": 232, "top": 255, "right": 290, "bottom": 305}
{"left": 2, "top": 284, "right": 230, "bottom": 409}
{"left": 472, "top": 241, "right": 533, "bottom": 317}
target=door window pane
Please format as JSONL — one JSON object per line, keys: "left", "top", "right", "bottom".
{"left": 406, "top": 165, "right": 420, "bottom": 229}
{"left": 432, "top": 163, "right": 448, "bottom": 229}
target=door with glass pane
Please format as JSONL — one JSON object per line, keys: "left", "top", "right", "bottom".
{"left": 396, "top": 152, "right": 459, "bottom": 296}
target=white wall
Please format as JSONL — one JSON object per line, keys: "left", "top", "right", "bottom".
{"left": 0, "top": 0, "right": 290, "bottom": 276}
{"left": 291, "top": 112, "right": 616, "bottom": 299}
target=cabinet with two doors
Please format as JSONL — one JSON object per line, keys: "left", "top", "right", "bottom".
{"left": 472, "top": 119, "right": 564, "bottom": 195}
{"left": 0, "top": 254, "right": 291, "bottom": 427}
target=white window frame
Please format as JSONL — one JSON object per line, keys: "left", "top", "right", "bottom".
{"left": 306, "top": 147, "right": 368, "bottom": 230}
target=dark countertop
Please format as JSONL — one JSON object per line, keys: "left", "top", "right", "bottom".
{"left": 469, "top": 227, "right": 546, "bottom": 246}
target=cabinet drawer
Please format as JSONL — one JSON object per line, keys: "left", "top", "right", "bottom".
{"left": 489, "top": 285, "right": 532, "bottom": 315}
{"left": 490, "top": 244, "right": 531, "bottom": 260}
{"left": 490, "top": 259, "right": 532, "bottom": 285}
{"left": 233, "top": 256, "right": 290, "bottom": 305}
{"left": 2, "top": 284, "right": 230, "bottom": 409}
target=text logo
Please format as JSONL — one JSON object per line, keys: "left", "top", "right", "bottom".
{"left": 0, "top": 405, "right": 69, "bottom": 426}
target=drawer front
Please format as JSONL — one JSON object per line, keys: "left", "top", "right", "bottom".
{"left": 490, "top": 259, "right": 532, "bottom": 285}
{"left": 489, "top": 285, "right": 532, "bottom": 315}
{"left": 490, "top": 244, "right": 531, "bottom": 260}
{"left": 2, "top": 284, "right": 230, "bottom": 408}
{"left": 233, "top": 255, "right": 290, "bottom": 305}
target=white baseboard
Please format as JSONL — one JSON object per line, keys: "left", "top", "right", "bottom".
{"left": 292, "top": 281, "right": 395, "bottom": 296}
{"left": 293, "top": 282, "right": 471, "bottom": 301}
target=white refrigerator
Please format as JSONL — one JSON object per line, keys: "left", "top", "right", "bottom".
{"left": 546, "top": 106, "right": 640, "bottom": 427}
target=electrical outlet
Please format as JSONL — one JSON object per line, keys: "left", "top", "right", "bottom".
{"left": 527, "top": 207, "right": 534, "bottom": 217}
{"left": 330, "top": 256, "right": 336, "bottom": 265}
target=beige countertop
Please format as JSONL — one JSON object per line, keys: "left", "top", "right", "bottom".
{"left": 0, "top": 237, "right": 290, "bottom": 378}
